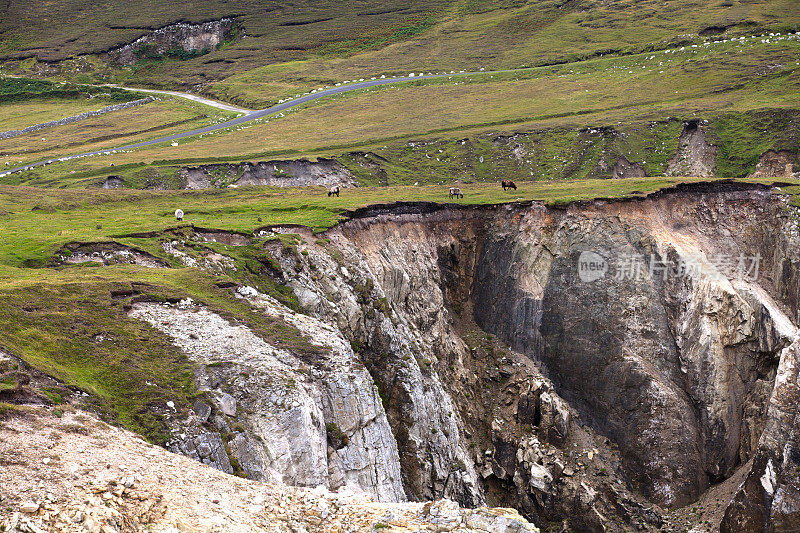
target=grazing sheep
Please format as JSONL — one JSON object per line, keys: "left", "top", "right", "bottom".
{"left": 328, "top": 185, "right": 340, "bottom": 197}
{"left": 502, "top": 180, "right": 517, "bottom": 191}
{"left": 175, "top": 209, "right": 184, "bottom": 221}
{"left": 449, "top": 187, "right": 464, "bottom": 199}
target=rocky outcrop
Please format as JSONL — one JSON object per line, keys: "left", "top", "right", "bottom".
{"left": 107, "top": 19, "right": 234, "bottom": 65}
{"left": 101, "top": 175, "right": 126, "bottom": 189}
{"left": 129, "top": 293, "right": 406, "bottom": 502}
{"left": 0, "top": 410, "right": 538, "bottom": 533}
{"left": 58, "top": 241, "right": 167, "bottom": 267}
{"left": 100, "top": 183, "right": 800, "bottom": 530}
{"left": 180, "top": 158, "right": 357, "bottom": 189}
{"left": 720, "top": 335, "right": 800, "bottom": 531}
{"left": 261, "top": 228, "right": 486, "bottom": 508}
{"left": 747, "top": 149, "right": 797, "bottom": 179}
{"left": 611, "top": 155, "right": 646, "bottom": 179}
{"left": 257, "top": 183, "right": 800, "bottom": 529}
{"left": 468, "top": 188, "right": 797, "bottom": 508}
{"left": 666, "top": 121, "right": 717, "bottom": 177}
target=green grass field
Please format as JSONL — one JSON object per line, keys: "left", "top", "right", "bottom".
{"left": 0, "top": 96, "right": 239, "bottom": 167}
{"left": 1, "top": 176, "right": 796, "bottom": 267}
{"left": 0, "top": 99, "right": 137, "bottom": 131}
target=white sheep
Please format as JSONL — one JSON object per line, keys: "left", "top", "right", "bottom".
{"left": 175, "top": 209, "right": 184, "bottom": 221}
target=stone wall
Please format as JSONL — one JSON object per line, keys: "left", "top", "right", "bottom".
{"left": 0, "top": 97, "right": 154, "bottom": 140}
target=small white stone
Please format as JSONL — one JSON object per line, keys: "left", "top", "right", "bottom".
{"left": 20, "top": 502, "right": 39, "bottom": 513}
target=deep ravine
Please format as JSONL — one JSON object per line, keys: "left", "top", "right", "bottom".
{"left": 120, "top": 181, "right": 800, "bottom": 531}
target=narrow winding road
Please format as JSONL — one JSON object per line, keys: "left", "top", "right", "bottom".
{"left": 105, "top": 86, "right": 252, "bottom": 113}
{"left": 0, "top": 71, "right": 488, "bottom": 178}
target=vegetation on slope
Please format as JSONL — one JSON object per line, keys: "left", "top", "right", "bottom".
{"left": 0, "top": 77, "right": 139, "bottom": 103}
{"left": 1, "top": 0, "right": 797, "bottom": 98}
{"left": 4, "top": 36, "right": 797, "bottom": 186}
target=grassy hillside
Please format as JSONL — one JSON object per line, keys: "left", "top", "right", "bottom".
{"left": 0, "top": 0, "right": 451, "bottom": 62}
{"left": 5, "top": 36, "right": 798, "bottom": 186}
{"left": 0, "top": 77, "right": 139, "bottom": 102}
{"left": 0, "top": 177, "right": 796, "bottom": 267}
{"left": 1, "top": 0, "right": 797, "bottom": 98}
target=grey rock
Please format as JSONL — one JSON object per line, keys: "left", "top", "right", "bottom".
{"left": 721, "top": 337, "right": 800, "bottom": 531}
{"left": 180, "top": 158, "right": 358, "bottom": 190}
{"left": 528, "top": 463, "right": 553, "bottom": 493}
{"left": 188, "top": 433, "right": 233, "bottom": 475}
{"left": 108, "top": 19, "right": 233, "bottom": 66}
{"left": 192, "top": 400, "right": 212, "bottom": 423}
{"left": 130, "top": 296, "right": 405, "bottom": 502}
{"left": 292, "top": 285, "right": 322, "bottom": 311}
{"left": 218, "top": 393, "right": 237, "bottom": 417}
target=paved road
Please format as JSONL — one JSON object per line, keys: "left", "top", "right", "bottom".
{"left": 107, "top": 86, "right": 252, "bottom": 113}
{"left": 0, "top": 71, "right": 497, "bottom": 179}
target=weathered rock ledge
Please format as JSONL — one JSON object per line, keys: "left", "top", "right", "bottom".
{"left": 0, "top": 409, "right": 538, "bottom": 532}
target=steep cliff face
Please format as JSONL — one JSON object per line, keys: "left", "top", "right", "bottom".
{"left": 460, "top": 187, "right": 796, "bottom": 508}
{"left": 122, "top": 183, "right": 800, "bottom": 530}
{"left": 261, "top": 183, "right": 800, "bottom": 530}
{"left": 129, "top": 293, "right": 405, "bottom": 503}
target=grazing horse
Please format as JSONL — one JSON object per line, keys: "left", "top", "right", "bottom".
{"left": 502, "top": 180, "right": 517, "bottom": 191}
{"left": 328, "top": 185, "right": 340, "bottom": 197}
{"left": 449, "top": 187, "right": 463, "bottom": 199}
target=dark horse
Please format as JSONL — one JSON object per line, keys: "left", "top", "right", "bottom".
{"left": 502, "top": 180, "right": 517, "bottom": 191}
{"left": 328, "top": 185, "right": 340, "bottom": 197}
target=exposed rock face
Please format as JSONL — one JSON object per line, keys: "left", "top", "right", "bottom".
{"left": 468, "top": 188, "right": 797, "bottom": 508}
{"left": 101, "top": 175, "right": 125, "bottom": 189}
{"left": 107, "top": 19, "right": 234, "bottom": 65}
{"left": 721, "top": 335, "right": 800, "bottom": 531}
{"left": 58, "top": 242, "right": 167, "bottom": 267}
{"left": 260, "top": 183, "right": 799, "bottom": 529}
{"left": 119, "top": 183, "right": 800, "bottom": 530}
{"left": 611, "top": 156, "right": 646, "bottom": 179}
{"left": 666, "top": 121, "right": 717, "bottom": 177}
{"left": 129, "top": 295, "right": 405, "bottom": 502}
{"left": 263, "top": 229, "right": 486, "bottom": 508}
{"left": 747, "top": 149, "right": 797, "bottom": 179}
{"left": 180, "top": 159, "right": 357, "bottom": 189}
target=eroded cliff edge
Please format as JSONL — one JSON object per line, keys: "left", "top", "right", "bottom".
{"left": 248, "top": 182, "right": 798, "bottom": 531}
{"left": 31, "top": 182, "right": 798, "bottom": 531}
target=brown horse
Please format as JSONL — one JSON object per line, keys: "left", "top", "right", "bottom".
{"left": 502, "top": 180, "right": 517, "bottom": 191}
